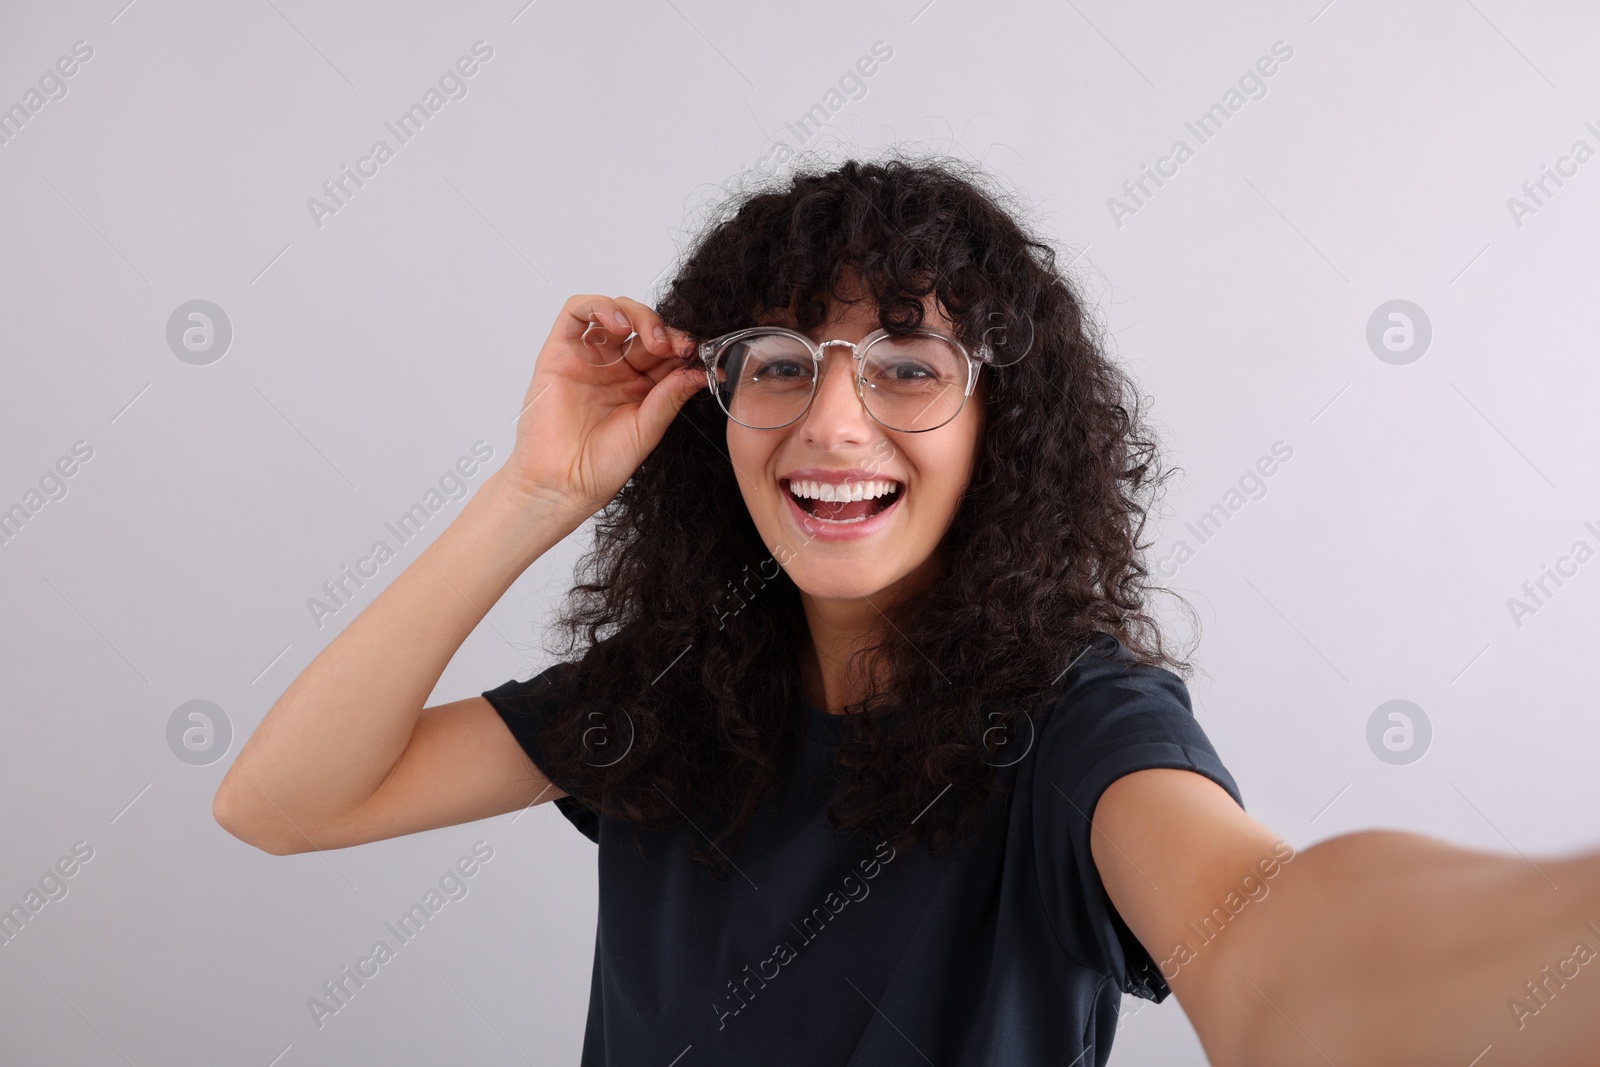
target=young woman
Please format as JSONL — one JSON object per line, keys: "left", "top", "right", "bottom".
{"left": 215, "top": 159, "right": 1600, "bottom": 1066}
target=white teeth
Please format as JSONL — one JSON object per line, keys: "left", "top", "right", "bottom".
{"left": 785, "top": 478, "right": 902, "bottom": 502}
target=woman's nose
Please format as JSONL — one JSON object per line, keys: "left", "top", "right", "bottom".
{"left": 800, "top": 346, "right": 872, "bottom": 441}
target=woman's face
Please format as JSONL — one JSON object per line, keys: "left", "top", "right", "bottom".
{"left": 725, "top": 292, "right": 986, "bottom": 607}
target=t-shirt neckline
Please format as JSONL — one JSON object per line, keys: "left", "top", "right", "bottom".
{"left": 797, "top": 695, "right": 849, "bottom": 744}
{"left": 795, "top": 693, "right": 920, "bottom": 745}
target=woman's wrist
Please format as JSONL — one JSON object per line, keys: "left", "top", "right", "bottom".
{"left": 467, "top": 469, "right": 594, "bottom": 570}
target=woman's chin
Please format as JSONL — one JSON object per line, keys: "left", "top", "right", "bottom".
{"left": 783, "top": 564, "right": 901, "bottom": 605}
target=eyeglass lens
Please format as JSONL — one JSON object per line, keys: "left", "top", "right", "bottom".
{"left": 712, "top": 330, "right": 969, "bottom": 432}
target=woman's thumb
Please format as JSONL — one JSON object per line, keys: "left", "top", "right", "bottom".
{"left": 634, "top": 365, "right": 707, "bottom": 445}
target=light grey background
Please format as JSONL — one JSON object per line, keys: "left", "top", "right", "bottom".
{"left": 2, "top": 0, "right": 1597, "bottom": 1063}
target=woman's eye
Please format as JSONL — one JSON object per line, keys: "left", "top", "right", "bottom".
{"left": 879, "top": 361, "right": 934, "bottom": 380}
{"left": 754, "top": 360, "right": 810, "bottom": 380}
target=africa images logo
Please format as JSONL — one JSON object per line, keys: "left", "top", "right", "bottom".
{"left": 712, "top": 838, "right": 897, "bottom": 1030}
{"left": 305, "top": 41, "right": 494, "bottom": 229}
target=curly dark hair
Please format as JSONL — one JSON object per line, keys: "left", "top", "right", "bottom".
{"left": 529, "top": 154, "right": 1185, "bottom": 877}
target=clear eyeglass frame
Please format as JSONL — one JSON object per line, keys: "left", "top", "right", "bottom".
{"left": 696, "top": 325, "right": 989, "bottom": 433}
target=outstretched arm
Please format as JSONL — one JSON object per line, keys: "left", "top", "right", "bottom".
{"left": 1092, "top": 767, "right": 1600, "bottom": 1067}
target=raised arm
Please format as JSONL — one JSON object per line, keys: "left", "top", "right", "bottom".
{"left": 212, "top": 294, "right": 706, "bottom": 854}
{"left": 1091, "top": 766, "right": 1600, "bottom": 1067}
{"left": 211, "top": 476, "right": 576, "bottom": 854}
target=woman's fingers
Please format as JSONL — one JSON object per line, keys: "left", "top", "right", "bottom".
{"left": 612, "top": 296, "right": 673, "bottom": 356}
{"left": 558, "top": 295, "right": 631, "bottom": 369}
{"left": 559, "top": 294, "right": 683, "bottom": 373}
{"left": 630, "top": 325, "right": 698, "bottom": 386}
{"left": 549, "top": 293, "right": 700, "bottom": 389}
{"left": 557, "top": 295, "right": 658, "bottom": 349}
{"left": 560, "top": 295, "right": 623, "bottom": 340}
{"left": 632, "top": 363, "right": 709, "bottom": 447}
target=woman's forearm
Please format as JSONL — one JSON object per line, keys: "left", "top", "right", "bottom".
{"left": 213, "top": 472, "right": 586, "bottom": 846}
{"left": 1219, "top": 829, "right": 1600, "bottom": 1067}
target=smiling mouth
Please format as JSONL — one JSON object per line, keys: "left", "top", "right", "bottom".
{"left": 782, "top": 478, "right": 903, "bottom": 524}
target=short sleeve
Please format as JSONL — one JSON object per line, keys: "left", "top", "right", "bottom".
{"left": 482, "top": 662, "right": 600, "bottom": 843}
{"left": 1031, "top": 634, "right": 1244, "bottom": 1002}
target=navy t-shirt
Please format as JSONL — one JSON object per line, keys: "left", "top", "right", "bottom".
{"left": 483, "top": 632, "right": 1244, "bottom": 1066}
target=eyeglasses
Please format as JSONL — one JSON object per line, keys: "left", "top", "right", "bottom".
{"left": 697, "top": 326, "right": 986, "bottom": 433}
